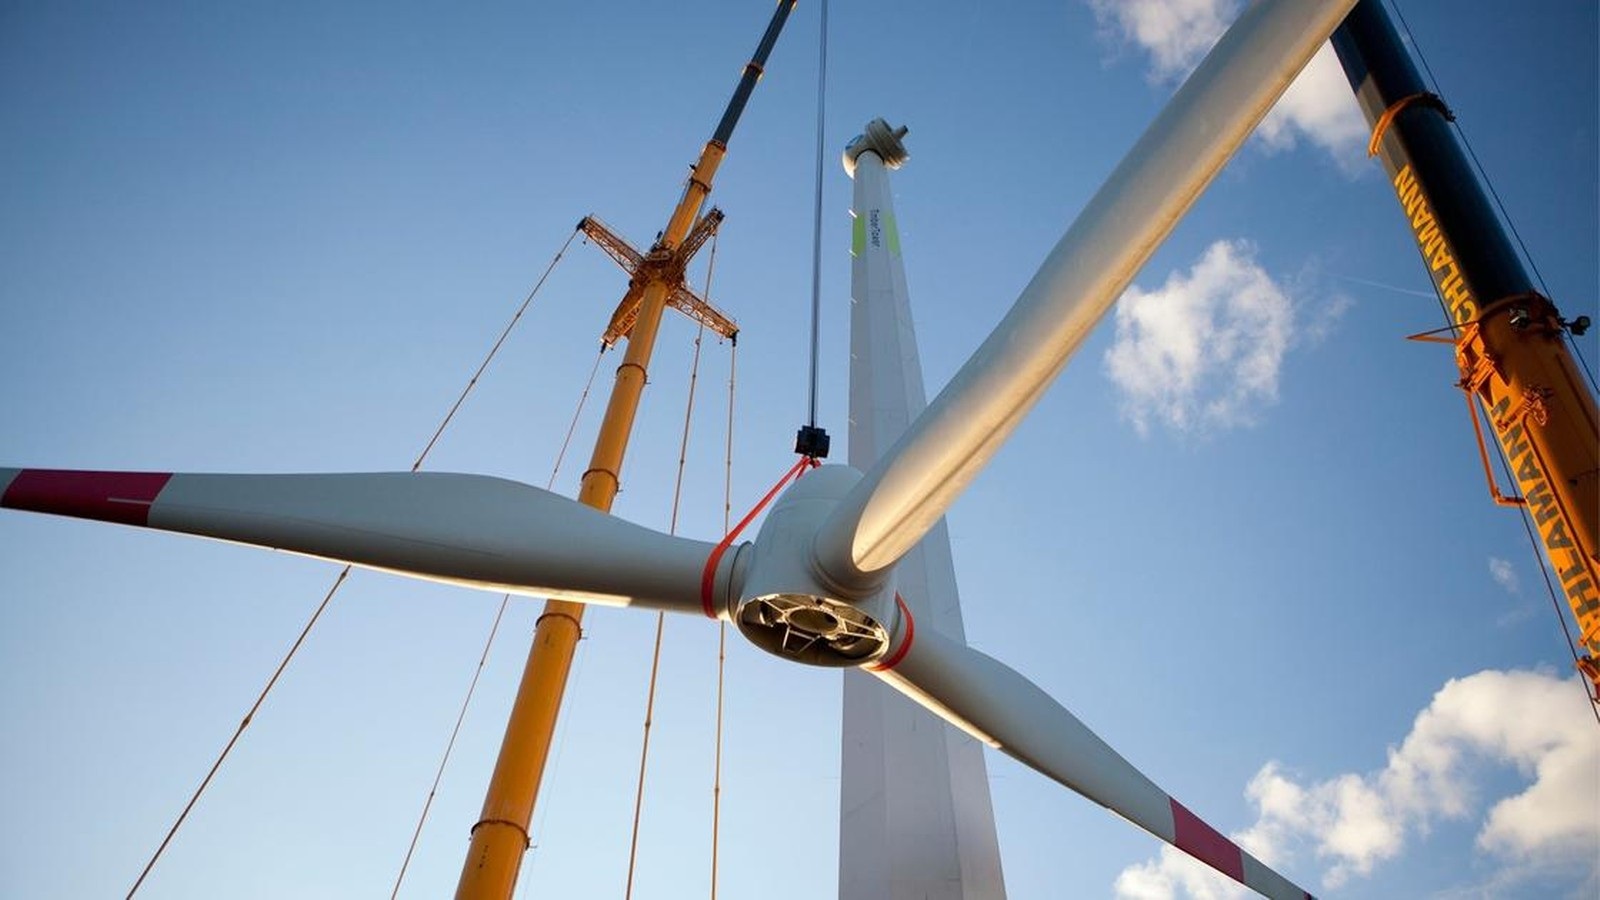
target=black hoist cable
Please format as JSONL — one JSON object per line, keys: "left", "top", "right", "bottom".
{"left": 795, "top": 0, "right": 832, "bottom": 461}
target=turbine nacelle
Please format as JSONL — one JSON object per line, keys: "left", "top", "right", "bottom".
{"left": 733, "top": 465, "right": 898, "bottom": 667}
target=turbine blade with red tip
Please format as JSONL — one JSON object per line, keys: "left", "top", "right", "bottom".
{"left": 0, "top": 467, "right": 727, "bottom": 614}
{"left": 871, "top": 625, "right": 1313, "bottom": 900}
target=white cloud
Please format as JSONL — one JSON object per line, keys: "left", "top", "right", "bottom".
{"left": 1256, "top": 44, "right": 1369, "bottom": 167}
{"left": 1087, "top": 0, "right": 1235, "bottom": 81}
{"left": 1113, "top": 669, "right": 1600, "bottom": 898}
{"left": 1086, "top": 0, "right": 1367, "bottom": 165}
{"left": 1489, "top": 557, "right": 1520, "bottom": 594}
{"left": 1115, "top": 845, "right": 1249, "bottom": 900}
{"left": 1103, "top": 240, "right": 1295, "bottom": 435}
{"left": 1300, "top": 288, "right": 1353, "bottom": 347}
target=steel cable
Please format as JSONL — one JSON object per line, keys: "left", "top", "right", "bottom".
{"left": 128, "top": 228, "right": 582, "bottom": 897}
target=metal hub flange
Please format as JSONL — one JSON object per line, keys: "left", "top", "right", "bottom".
{"left": 733, "top": 465, "right": 897, "bottom": 666}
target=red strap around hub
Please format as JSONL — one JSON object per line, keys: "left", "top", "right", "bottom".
{"left": 699, "top": 456, "right": 819, "bottom": 618}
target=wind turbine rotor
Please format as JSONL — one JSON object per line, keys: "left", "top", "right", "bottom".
{"left": 0, "top": 1, "right": 1364, "bottom": 895}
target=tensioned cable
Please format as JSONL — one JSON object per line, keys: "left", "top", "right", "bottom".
{"left": 1388, "top": 4, "right": 1600, "bottom": 721}
{"left": 624, "top": 609, "right": 672, "bottom": 900}
{"left": 1483, "top": 396, "right": 1600, "bottom": 724}
{"left": 1513, "top": 505, "right": 1600, "bottom": 724}
{"left": 624, "top": 328, "right": 708, "bottom": 898}
{"left": 125, "top": 567, "right": 349, "bottom": 899}
{"left": 711, "top": 323, "right": 737, "bottom": 900}
{"left": 391, "top": 340, "right": 608, "bottom": 898}
{"left": 624, "top": 232, "right": 719, "bottom": 898}
{"left": 1389, "top": 0, "right": 1595, "bottom": 395}
{"left": 547, "top": 349, "right": 608, "bottom": 490}
{"left": 1446, "top": 127, "right": 1600, "bottom": 392}
{"left": 520, "top": 244, "right": 646, "bottom": 893}
{"left": 1566, "top": 334, "right": 1598, "bottom": 396}
{"left": 804, "top": 0, "right": 830, "bottom": 427}
{"left": 413, "top": 226, "right": 582, "bottom": 472}
{"left": 523, "top": 618, "right": 592, "bottom": 874}
{"left": 1507, "top": 493, "right": 1600, "bottom": 726}
{"left": 1386, "top": 5, "right": 1526, "bottom": 275}
{"left": 389, "top": 596, "right": 510, "bottom": 899}
{"left": 126, "top": 228, "right": 582, "bottom": 898}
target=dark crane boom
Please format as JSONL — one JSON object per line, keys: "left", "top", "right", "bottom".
{"left": 1333, "top": 0, "right": 1600, "bottom": 696}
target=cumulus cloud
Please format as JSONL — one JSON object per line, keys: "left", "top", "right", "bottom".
{"left": 1256, "top": 44, "right": 1369, "bottom": 166}
{"left": 1087, "top": 0, "right": 1367, "bottom": 165}
{"left": 1115, "top": 845, "right": 1250, "bottom": 900}
{"left": 1088, "top": 0, "right": 1235, "bottom": 81}
{"left": 1489, "top": 557, "right": 1520, "bottom": 595}
{"left": 1113, "top": 669, "right": 1600, "bottom": 898}
{"left": 1103, "top": 240, "right": 1296, "bottom": 435}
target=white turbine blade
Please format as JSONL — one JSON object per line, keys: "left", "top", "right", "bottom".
{"left": 872, "top": 626, "right": 1313, "bottom": 900}
{"left": 0, "top": 467, "right": 728, "bottom": 614}
{"left": 815, "top": 0, "right": 1358, "bottom": 582}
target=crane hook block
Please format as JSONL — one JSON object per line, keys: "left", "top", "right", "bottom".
{"left": 794, "top": 425, "right": 831, "bottom": 459}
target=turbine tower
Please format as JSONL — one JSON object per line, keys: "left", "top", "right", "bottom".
{"left": 840, "top": 120, "right": 1006, "bottom": 899}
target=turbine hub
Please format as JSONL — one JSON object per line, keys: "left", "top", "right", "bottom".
{"left": 738, "top": 593, "right": 884, "bottom": 665}
{"left": 732, "top": 465, "right": 898, "bottom": 667}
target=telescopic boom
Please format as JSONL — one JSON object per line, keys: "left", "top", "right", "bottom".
{"left": 1332, "top": 0, "right": 1600, "bottom": 695}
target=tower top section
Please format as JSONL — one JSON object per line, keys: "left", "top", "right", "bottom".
{"left": 843, "top": 119, "right": 910, "bottom": 176}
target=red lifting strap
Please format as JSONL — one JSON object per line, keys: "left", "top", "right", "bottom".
{"left": 699, "top": 456, "right": 821, "bottom": 617}
{"left": 867, "top": 594, "right": 915, "bottom": 672}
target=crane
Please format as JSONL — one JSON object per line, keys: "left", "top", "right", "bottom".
{"left": 452, "top": 3, "right": 790, "bottom": 897}
{"left": 1333, "top": 0, "right": 1600, "bottom": 697}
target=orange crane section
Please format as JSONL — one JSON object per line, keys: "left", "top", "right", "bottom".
{"left": 454, "top": 3, "right": 797, "bottom": 897}
{"left": 1333, "top": 1, "right": 1600, "bottom": 692}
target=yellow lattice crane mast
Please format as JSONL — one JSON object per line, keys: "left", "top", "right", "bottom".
{"left": 455, "top": 4, "right": 796, "bottom": 897}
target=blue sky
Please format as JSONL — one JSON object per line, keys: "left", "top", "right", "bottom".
{"left": 1, "top": 2, "right": 1596, "bottom": 898}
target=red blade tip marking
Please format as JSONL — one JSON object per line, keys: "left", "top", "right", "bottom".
{"left": 1170, "top": 798, "right": 1245, "bottom": 883}
{"left": 2, "top": 469, "right": 174, "bottom": 527}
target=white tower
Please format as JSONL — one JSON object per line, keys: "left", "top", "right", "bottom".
{"left": 839, "top": 120, "right": 1006, "bottom": 900}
